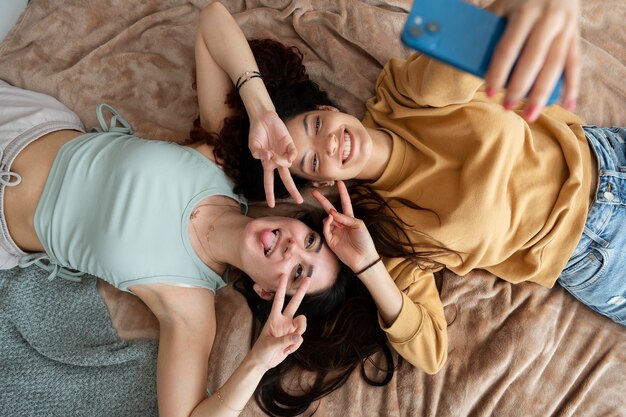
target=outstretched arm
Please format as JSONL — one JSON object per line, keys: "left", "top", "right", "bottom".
{"left": 131, "top": 277, "right": 309, "bottom": 417}
{"left": 195, "top": 2, "right": 303, "bottom": 207}
{"left": 485, "top": 0, "right": 581, "bottom": 121}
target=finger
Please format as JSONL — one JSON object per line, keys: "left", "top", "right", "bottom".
{"left": 311, "top": 189, "right": 337, "bottom": 214}
{"left": 322, "top": 214, "right": 335, "bottom": 244}
{"left": 504, "top": 13, "right": 562, "bottom": 108}
{"left": 251, "top": 148, "right": 273, "bottom": 161}
{"left": 270, "top": 274, "right": 288, "bottom": 316}
{"left": 263, "top": 166, "right": 276, "bottom": 208}
{"left": 270, "top": 116, "right": 297, "bottom": 165}
{"left": 561, "top": 33, "right": 580, "bottom": 112}
{"left": 485, "top": 9, "right": 537, "bottom": 99}
{"left": 524, "top": 27, "right": 572, "bottom": 121}
{"left": 283, "top": 333, "right": 304, "bottom": 355}
{"left": 336, "top": 180, "right": 354, "bottom": 217}
{"left": 273, "top": 141, "right": 297, "bottom": 167}
{"left": 329, "top": 209, "right": 361, "bottom": 228}
{"left": 273, "top": 154, "right": 291, "bottom": 168}
{"left": 286, "top": 142, "right": 297, "bottom": 164}
{"left": 277, "top": 166, "right": 304, "bottom": 204}
{"left": 283, "top": 277, "right": 310, "bottom": 317}
{"left": 293, "top": 314, "right": 307, "bottom": 335}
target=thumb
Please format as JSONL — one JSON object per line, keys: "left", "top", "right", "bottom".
{"left": 282, "top": 333, "right": 304, "bottom": 354}
{"left": 252, "top": 149, "right": 272, "bottom": 161}
{"left": 286, "top": 142, "right": 297, "bottom": 163}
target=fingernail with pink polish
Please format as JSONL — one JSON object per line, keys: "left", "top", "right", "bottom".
{"left": 503, "top": 100, "right": 515, "bottom": 111}
{"left": 524, "top": 104, "right": 539, "bottom": 122}
{"left": 487, "top": 87, "right": 496, "bottom": 98}
{"left": 565, "top": 98, "right": 577, "bottom": 112}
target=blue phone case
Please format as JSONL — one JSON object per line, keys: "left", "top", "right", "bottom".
{"left": 401, "top": 0, "right": 562, "bottom": 104}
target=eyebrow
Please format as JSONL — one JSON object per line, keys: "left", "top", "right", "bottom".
{"left": 303, "top": 114, "right": 310, "bottom": 136}
{"left": 306, "top": 235, "right": 325, "bottom": 279}
{"left": 300, "top": 115, "right": 311, "bottom": 173}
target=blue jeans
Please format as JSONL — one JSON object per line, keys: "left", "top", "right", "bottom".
{"left": 557, "top": 126, "right": 626, "bottom": 326}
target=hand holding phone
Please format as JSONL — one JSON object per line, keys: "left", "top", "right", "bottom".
{"left": 401, "top": 0, "right": 580, "bottom": 121}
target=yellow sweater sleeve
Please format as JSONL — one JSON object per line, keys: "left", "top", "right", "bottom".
{"left": 378, "top": 52, "right": 484, "bottom": 108}
{"left": 379, "top": 257, "right": 448, "bottom": 374}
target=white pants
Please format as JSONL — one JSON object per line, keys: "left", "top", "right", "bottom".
{"left": 0, "top": 80, "right": 84, "bottom": 268}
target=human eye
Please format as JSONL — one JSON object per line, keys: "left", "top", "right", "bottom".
{"left": 315, "top": 116, "right": 321, "bottom": 133}
{"left": 311, "top": 153, "right": 319, "bottom": 172}
{"left": 306, "top": 233, "right": 315, "bottom": 249}
{"left": 294, "top": 264, "right": 303, "bottom": 280}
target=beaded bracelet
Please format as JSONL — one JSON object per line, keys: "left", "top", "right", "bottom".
{"left": 216, "top": 388, "right": 244, "bottom": 413}
{"left": 354, "top": 257, "right": 382, "bottom": 275}
{"left": 235, "top": 70, "right": 262, "bottom": 91}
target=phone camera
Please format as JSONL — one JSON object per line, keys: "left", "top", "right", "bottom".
{"left": 426, "top": 21, "right": 440, "bottom": 33}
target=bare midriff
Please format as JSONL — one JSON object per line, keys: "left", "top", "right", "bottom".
{"left": 4, "top": 129, "right": 85, "bottom": 252}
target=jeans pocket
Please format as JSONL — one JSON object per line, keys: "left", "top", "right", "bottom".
{"left": 559, "top": 248, "right": 606, "bottom": 291}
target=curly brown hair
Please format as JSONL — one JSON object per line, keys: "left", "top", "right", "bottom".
{"left": 189, "top": 39, "right": 336, "bottom": 202}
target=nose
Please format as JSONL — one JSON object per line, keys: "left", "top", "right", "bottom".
{"left": 282, "top": 237, "right": 303, "bottom": 259}
{"left": 282, "top": 237, "right": 294, "bottom": 259}
{"left": 324, "top": 133, "right": 338, "bottom": 156}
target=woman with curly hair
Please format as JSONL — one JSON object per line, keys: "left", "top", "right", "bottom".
{"left": 192, "top": 0, "right": 453, "bottom": 380}
{"left": 193, "top": 0, "right": 626, "bottom": 402}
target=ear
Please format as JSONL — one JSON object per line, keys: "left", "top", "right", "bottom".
{"left": 316, "top": 105, "right": 340, "bottom": 112}
{"left": 310, "top": 180, "right": 336, "bottom": 188}
{"left": 252, "top": 283, "right": 275, "bottom": 301}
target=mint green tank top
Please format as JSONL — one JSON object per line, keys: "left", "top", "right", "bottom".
{"left": 23, "top": 105, "right": 247, "bottom": 292}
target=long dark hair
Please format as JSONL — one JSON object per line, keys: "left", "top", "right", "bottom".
{"left": 234, "top": 210, "right": 397, "bottom": 416}
{"left": 234, "top": 195, "right": 452, "bottom": 416}
{"left": 189, "top": 39, "right": 337, "bottom": 202}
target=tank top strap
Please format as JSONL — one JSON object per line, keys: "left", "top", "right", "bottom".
{"left": 18, "top": 253, "right": 84, "bottom": 282}
{"left": 92, "top": 104, "right": 134, "bottom": 134}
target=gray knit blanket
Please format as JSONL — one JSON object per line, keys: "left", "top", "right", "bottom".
{"left": 0, "top": 266, "right": 158, "bottom": 416}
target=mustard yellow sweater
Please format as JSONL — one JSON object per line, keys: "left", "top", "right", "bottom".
{"left": 362, "top": 53, "right": 593, "bottom": 373}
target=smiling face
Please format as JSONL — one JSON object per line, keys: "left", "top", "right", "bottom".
{"left": 284, "top": 107, "right": 373, "bottom": 183}
{"left": 242, "top": 216, "right": 340, "bottom": 297}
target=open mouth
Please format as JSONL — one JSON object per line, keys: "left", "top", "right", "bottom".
{"left": 262, "top": 229, "right": 280, "bottom": 257}
{"left": 341, "top": 130, "right": 353, "bottom": 164}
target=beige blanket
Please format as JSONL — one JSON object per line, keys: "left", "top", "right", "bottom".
{"left": 2, "top": 0, "right": 625, "bottom": 415}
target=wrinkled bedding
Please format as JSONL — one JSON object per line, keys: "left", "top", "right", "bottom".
{"left": 1, "top": 0, "right": 624, "bottom": 415}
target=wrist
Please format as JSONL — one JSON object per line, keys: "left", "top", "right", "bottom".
{"left": 236, "top": 75, "right": 276, "bottom": 119}
{"left": 353, "top": 256, "right": 382, "bottom": 276}
{"left": 235, "top": 70, "right": 261, "bottom": 91}
{"left": 355, "top": 257, "right": 387, "bottom": 284}
{"left": 240, "top": 352, "right": 272, "bottom": 376}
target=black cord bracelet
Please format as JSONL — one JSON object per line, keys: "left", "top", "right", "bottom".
{"left": 235, "top": 70, "right": 262, "bottom": 91}
{"left": 354, "top": 257, "right": 382, "bottom": 275}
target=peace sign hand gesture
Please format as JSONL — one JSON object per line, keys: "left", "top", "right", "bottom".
{"left": 248, "top": 275, "right": 310, "bottom": 370}
{"left": 248, "top": 110, "right": 304, "bottom": 207}
{"left": 312, "top": 181, "right": 380, "bottom": 275}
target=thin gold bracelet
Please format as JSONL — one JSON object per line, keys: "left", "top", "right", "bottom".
{"left": 216, "top": 388, "right": 244, "bottom": 413}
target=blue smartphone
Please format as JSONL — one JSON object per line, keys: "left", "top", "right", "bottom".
{"left": 401, "top": 0, "right": 562, "bottom": 104}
